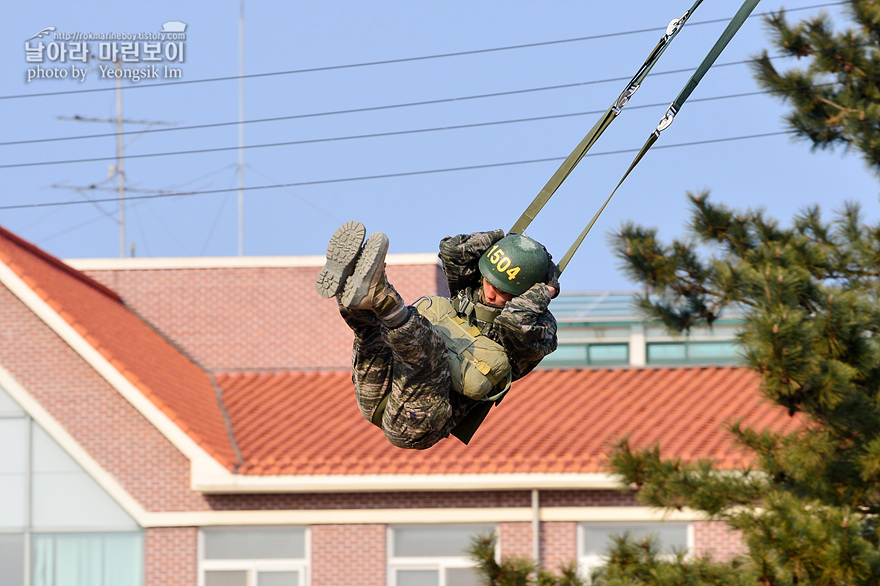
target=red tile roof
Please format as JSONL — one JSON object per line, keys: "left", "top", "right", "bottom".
{"left": 0, "top": 225, "right": 799, "bottom": 480}
{"left": 0, "top": 226, "right": 239, "bottom": 469}
{"left": 217, "top": 366, "right": 799, "bottom": 476}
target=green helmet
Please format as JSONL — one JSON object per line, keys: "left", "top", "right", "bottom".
{"left": 478, "top": 234, "right": 549, "bottom": 296}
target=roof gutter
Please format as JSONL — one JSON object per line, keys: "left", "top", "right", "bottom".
{"left": 66, "top": 253, "right": 442, "bottom": 271}
{"left": 192, "top": 471, "right": 621, "bottom": 493}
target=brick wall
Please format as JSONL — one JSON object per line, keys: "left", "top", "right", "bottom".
{"left": 145, "top": 527, "right": 197, "bottom": 586}
{"left": 541, "top": 490, "right": 639, "bottom": 507}
{"left": 543, "top": 521, "right": 578, "bottom": 571}
{"left": 158, "top": 519, "right": 746, "bottom": 586}
{"left": 83, "top": 261, "right": 448, "bottom": 371}
{"left": 493, "top": 521, "right": 580, "bottom": 571}
{"left": 499, "top": 521, "right": 533, "bottom": 560}
{"left": 0, "top": 285, "right": 210, "bottom": 512}
{"left": 694, "top": 520, "right": 747, "bottom": 561}
{"left": 311, "top": 525, "right": 386, "bottom": 586}
{"left": 205, "top": 490, "right": 539, "bottom": 510}
{"left": 199, "top": 489, "right": 639, "bottom": 511}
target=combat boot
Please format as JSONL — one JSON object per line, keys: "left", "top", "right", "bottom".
{"left": 316, "top": 221, "right": 367, "bottom": 298}
{"left": 341, "top": 232, "right": 409, "bottom": 328}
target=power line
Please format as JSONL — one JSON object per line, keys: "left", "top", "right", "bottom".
{"left": 0, "top": 128, "right": 794, "bottom": 211}
{"left": 0, "top": 87, "right": 762, "bottom": 169}
{"left": 0, "top": 61, "right": 752, "bottom": 148}
{"left": 0, "top": 75, "right": 841, "bottom": 171}
{"left": 0, "top": 1, "right": 846, "bottom": 102}
{"left": 1, "top": 39, "right": 858, "bottom": 149}
{"left": 0, "top": 57, "right": 778, "bottom": 148}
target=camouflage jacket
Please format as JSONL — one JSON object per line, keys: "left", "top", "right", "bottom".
{"left": 438, "top": 229, "right": 558, "bottom": 382}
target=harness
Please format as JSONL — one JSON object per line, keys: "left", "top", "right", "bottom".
{"left": 370, "top": 0, "right": 761, "bottom": 445}
{"left": 369, "top": 289, "right": 513, "bottom": 444}
{"left": 451, "top": 288, "right": 501, "bottom": 333}
{"left": 425, "top": 292, "right": 512, "bottom": 399}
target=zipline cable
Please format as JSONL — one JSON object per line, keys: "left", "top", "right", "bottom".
{"left": 0, "top": 128, "right": 793, "bottom": 212}
{"left": 558, "top": 0, "right": 762, "bottom": 273}
{"left": 509, "top": 0, "right": 704, "bottom": 236}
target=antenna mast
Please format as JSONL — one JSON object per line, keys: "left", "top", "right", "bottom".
{"left": 238, "top": 0, "right": 246, "bottom": 256}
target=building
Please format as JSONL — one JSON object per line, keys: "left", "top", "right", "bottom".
{"left": 0, "top": 225, "right": 797, "bottom": 586}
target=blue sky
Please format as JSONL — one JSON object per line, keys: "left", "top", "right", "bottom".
{"left": 3, "top": 1, "right": 876, "bottom": 292}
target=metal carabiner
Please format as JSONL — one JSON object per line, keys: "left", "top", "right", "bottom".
{"left": 454, "top": 290, "right": 474, "bottom": 317}
{"left": 654, "top": 104, "right": 678, "bottom": 136}
{"left": 666, "top": 11, "right": 689, "bottom": 38}
{"left": 612, "top": 83, "right": 639, "bottom": 115}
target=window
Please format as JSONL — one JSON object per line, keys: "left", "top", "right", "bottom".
{"left": 578, "top": 522, "right": 691, "bottom": 572}
{"left": 32, "top": 533, "right": 144, "bottom": 585}
{"left": 0, "top": 534, "right": 24, "bottom": 586}
{"left": 200, "top": 527, "right": 307, "bottom": 586}
{"left": 588, "top": 344, "right": 629, "bottom": 365}
{"left": 540, "top": 343, "right": 629, "bottom": 367}
{"left": 0, "top": 385, "right": 143, "bottom": 586}
{"left": 388, "top": 525, "right": 493, "bottom": 586}
{"left": 646, "top": 341, "right": 738, "bottom": 364}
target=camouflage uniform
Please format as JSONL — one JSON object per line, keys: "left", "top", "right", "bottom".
{"left": 343, "top": 229, "right": 558, "bottom": 449}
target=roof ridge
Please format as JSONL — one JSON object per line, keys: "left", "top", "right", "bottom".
{"left": 0, "top": 224, "right": 122, "bottom": 303}
{"left": 124, "top": 303, "right": 244, "bottom": 470}
{"left": 0, "top": 224, "right": 240, "bottom": 470}
{"left": 213, "top": 368, "right": 353, "bottom": 376}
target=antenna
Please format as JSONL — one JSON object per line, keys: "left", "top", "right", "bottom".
{"left": 115, "top": 61, "right": 124, "bottom": 258}
{"left": 59, "top": 60, "right": 175, "bottom": 258}
{"left": 238, "top": 0, "right": 246, "bottom": 256}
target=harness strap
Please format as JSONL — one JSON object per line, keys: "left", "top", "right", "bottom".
{"left": 452, "top": 289, "right": 502, "bottom": 331}
{"left": 558, "top": 0, "right": 761, "bottom": 273}
{"left": 371, "top": 391, "right": 391, "bottom": 428}
{"left": 509, "top": 0, "right": 704, "bottom": 236}
{"left": 559, "top": 133, "right": 658, "bottom": 272}
{"left": 474, "top": 305, "right": 501, "bottom": 325}
{"left": 370, "top": 293, "right": 504, "bottom": 431}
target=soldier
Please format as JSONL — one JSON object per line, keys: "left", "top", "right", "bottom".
{"left": 316, "top": 221, "right": 559, "bottom": 449}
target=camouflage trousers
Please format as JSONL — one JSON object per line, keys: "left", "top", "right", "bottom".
{"left": 339, "top": 302, "right": 458, "bottom": 449}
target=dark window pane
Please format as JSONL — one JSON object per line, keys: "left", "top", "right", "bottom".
{"left": 581, "top": 522, "right": 688, "bottom": 556}
{"left": 205, "top": 570, "right": 248, "bottom": 586}
{"left": 445, "top": 566, "right": 482, "bottom": 586}
{"left": 258, "top": 571, "right": 299, "bottom": 586}
{"left": 393, "top": 525, "right": 494, "bottom": 557}
{"left": 0, "top": 534, "right": 24, "bottom": 586}
{"left": 203, "top": 527, "right": 305, "bottom": 560}
{"left": 646, "top": 343, "right": 686, "bottom": 363}
{"left": 396, "top": 570, "right": 438, "bottom": 586}
{"left": 588, "top": 344, "right": 628, "bottom": 365}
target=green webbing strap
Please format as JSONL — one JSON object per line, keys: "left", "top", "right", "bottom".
{"left": 558, "top": 0, "right": 761, "bottom": 274}
{"left": 559, "top": 133, "right": 658, "bottom": 272}
{"left": 509, "top": 0, "right": 704, "bottom": 236}
{"left": 371, "top": 391, "right": 390, "bottom": 428}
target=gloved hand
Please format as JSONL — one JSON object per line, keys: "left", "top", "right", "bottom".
{"left": 545, "top": 259, "right": 561, "bottom": 298}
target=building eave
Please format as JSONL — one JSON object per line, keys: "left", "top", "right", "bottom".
{"left": 66, "top": 253, "right": 442, "bottom": 271}
{"left": 192, "top": 471, "right": 621, "bottom": 493}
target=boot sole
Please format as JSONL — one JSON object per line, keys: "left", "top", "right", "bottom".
{"left": 315, "top": 221, "right": 367, "bottom": 298}
{"left": 341, "top": 232, "right": 389, "bottom": 308}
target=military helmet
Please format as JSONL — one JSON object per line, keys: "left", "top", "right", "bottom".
{"left": 478, "top": 234, "right": 549, "bottom": 296}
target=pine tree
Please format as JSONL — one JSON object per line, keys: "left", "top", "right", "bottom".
{"left": 469, "top": 533, "right": 586, "bottom": 586}
{"left": 477, "top": 3, "right": 880, "bottom": 583}
{"left": 589, "top": 532, "right": 753, "bottom": 586}
{"left": 596, "top": 3, "right": 880, "bottom": 583}
{"left": 751, "top": 0, "right": 880, "bottom": 175}
{"left": 601, "top": 190, "right": 880, "bottom": 585}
